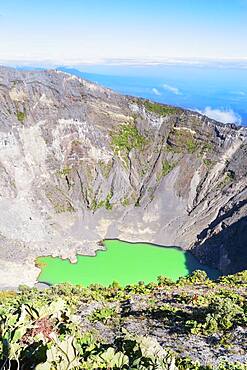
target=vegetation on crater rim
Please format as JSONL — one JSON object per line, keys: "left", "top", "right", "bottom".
{"left": 16, "top": 111, "right": 26, "bottom": 123}
{"left": 143, "top": 101, "right": 181, "bottom": 116}
{"left": 157, "top": 160, "right": 176, "bottom": 180}
{"left": 0, "top": 270, "right": 246, "bottom": 369}
{"left": 110, "top": 123, "right": 146, "bottom": 154}
{"left": 91, "top": 191, "right": 113, "bottom": 211}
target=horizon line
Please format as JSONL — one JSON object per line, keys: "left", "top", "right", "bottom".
{"left": 1, "top": 56, "right": 247, "bottom": 69}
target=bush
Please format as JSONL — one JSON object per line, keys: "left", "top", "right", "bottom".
{"left": 144, "top": 101, "right": 180, "bottom": 116}
{"left": 16, "top": 111, "right": 26, "bottom": 122}
{"left": 111, "top": 123, "right": 146, "bottom": 153}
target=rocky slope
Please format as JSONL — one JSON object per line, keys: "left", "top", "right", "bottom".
{"left": 0, "top": 66, "right": 246, "bottom": 288}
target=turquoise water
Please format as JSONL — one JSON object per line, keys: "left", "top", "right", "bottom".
{"left": 37, "top": 240, "right": 219, "bottom": 286}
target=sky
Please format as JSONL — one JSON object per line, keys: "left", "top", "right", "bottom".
{"left": 0, "top": 0, "right": 247, "bottom": 63}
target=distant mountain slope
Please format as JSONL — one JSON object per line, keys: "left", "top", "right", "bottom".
{"left": 0, "top": 66, "right": 246, "bottom": 288}
{"left": 57, "top": 66, "right": 247, "bottom": 125}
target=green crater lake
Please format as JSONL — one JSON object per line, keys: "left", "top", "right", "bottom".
{"left": 37, "top": 240, "right": 219, "bottom": 286}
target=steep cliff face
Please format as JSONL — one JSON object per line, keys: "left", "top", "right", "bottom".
{"left": 0, "top": 66, "right": 246, "bottom": 287}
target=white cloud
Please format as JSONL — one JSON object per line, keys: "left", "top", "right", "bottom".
{"left": 152, "top": 87, "right": 162, "bottom": 96}
{"left": 198, "top": 107, "right": 241, "bottom": 124}
{"left": 231, "top": 91, "right": 246, "bottom": 96}
{"left": 162, "top": 83, "right": 182, "bottom": 95}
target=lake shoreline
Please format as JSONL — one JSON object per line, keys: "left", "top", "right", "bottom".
{"left": 36, "top": 239, "right": 220, "bottom": 287}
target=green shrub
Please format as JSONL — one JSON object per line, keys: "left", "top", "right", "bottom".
{"left": 158, "top": 160, "right": 175, "bottom": 180}
{"left": 186, "top": 138, "right": 198, "bottom": 153}
{"left": 219, "top": 270, "right": 247, "bottom": 286}
{"left": 105, "top": 191, "right": 113, "bottom": 210}
{"left": 91, "top": 191, "right": 113, "bottom": 211}
{"left": 111, "top": 123, "right": 146, "bottom": 153}
{"left": 186, "top": 297, "right": 246, "bottom": 335}
{"left": 178, "top": 270, "right": 209, "bottom": 286}
{"left": 167, "top": 129, "right": 199, "bottom": 154}
{"left": 16, "top": 111, "right": 26, "bottom": 123}
{"left": 157, "top": 275, "right": 175, "bottom": 286}
{"left": 144, "top": 101, "right": 180, "bottom": 116}
{"left": 88, "top": 307, "right": 116, "bottom": 324}
{"left": 57, "top": 166, "right": 72, "bottom": 177}
{"left": 0, "top": 271, "right": 246, "bottom": 369}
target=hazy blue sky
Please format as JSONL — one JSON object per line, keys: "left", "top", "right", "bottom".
{"left": 0, "top": 0, "right": 247, "bottom": 63}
